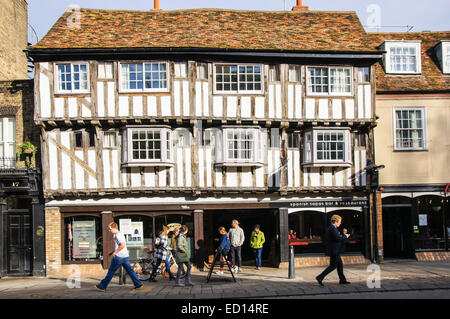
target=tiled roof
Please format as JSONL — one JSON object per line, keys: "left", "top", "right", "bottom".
{"left": 368, "top": 32, "right": 450, "bottom": 93}
{"left": 32, "top": 8, "right": 374, "bottom": 52}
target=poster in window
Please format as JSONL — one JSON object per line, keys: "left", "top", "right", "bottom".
{"left": 419, "top": 214, "right": 428, "bottom": 226}
{"left": 72, "top": 221, "right": 96, "bottom": 259}
{"left": 120, "top": 219, "right": 144, "bottom": 247}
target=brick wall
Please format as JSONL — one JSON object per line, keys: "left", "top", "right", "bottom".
{"left": 279, "top": 255, "right": 370, "bottom": 268}
{"left": 416, "top": 251, "right": 450, "bottom": 262}
{"left": 45, "top": 207, "right": 62, "bottom": 276}
{"left": 0, "top": 0, "right": 28, "bottom": 80}
{"left": 0, "top": 80, "right": 40, "bottom": 168}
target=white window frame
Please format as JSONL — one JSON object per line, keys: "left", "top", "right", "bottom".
{"left": 302, "top": 128, "right": 352, "bottom": 167}
{"left": 442, "top": 41, "right": 450, "bottom": 74}
{"left": 0, "top": 117, "right": 16, "bottom": 169}
{"left": 393, "top": 107, "right": 427, "bottom": 151}
{"left": 103, "top": 131, "right": 118, "bottom": 149}
{"left": 118, "top": 61, "right": 170, "bottom": 93}
{"left": 213, "top": 63, "right": 264, "bottom": 95}
{"left": 306, "top": 66, "right": 353, "bottom": 97}
{"left": 384, "top": 41, "right": 421, "bottom": 74}
{"left": 54, "top": 62, "right": 90, "bottom": 94}
{"left": 288, "top": 65, "right": 302, "bottom": 82}
{"left": 216, "top": 126, "right": 264, "bottom": 167}
{"left": 123, "top": 126, "right": 173, "bottom": 167}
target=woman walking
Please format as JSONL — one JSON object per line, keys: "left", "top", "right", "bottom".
{"left": 250, "top": 224, "right": 265, "bottom": 270}
{"left": 216, "top": 226, "right": 233, "bottom": 275}
{"left": 174, "top": 225, "right": 194, "bottom": 287}
{"left": 149, "top": 225, "right": 175, "bottom": 282}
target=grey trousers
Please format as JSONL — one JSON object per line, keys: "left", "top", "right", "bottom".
{"left": 230, "top": 246, "right": 242, "bottom": 267}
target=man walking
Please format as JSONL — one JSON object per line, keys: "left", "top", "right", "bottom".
{"left": 95, "top": 222, "right": 143, "bottom": 291}
{"left": 316, "top": 215, "right": 351, "bottom": 286}
{"left": 228, "top": 219, "right": 245, "bottom": 273}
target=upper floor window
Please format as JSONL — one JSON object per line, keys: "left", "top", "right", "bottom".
{"left": 307, "top": 67, "right": 352, "bottom": 96}
{"left": 393, "top": 108, "right": 427, "bottom": 151}
{"left": 174, "top": 62, "right": 188, "bottom": 78}
{"left": 288, "top": 65, "right": 302, "bottom": 82}
{"left": 268, "top": 65, "right": 280, "bottom": 82}
{"left": 357, "top": 67, "right": 370, "bottom": 83}
{"left": 0, "top": 117, "right": 15, "bottom": 168}
{"left": 303, "top": 128, "right": 352, "bottom": 167}
{"left": 197, "top": 63, "right": 208, "bottom": 80}
{"left": 384, "top": 41, "right": 421, "bottom": 74}
{"left": 123, "top": 126, "right": 173, "bottom": 167}
{"left": 56, "top": 62, "right": 89, "bottom": 93}
{"left": 103, "top": 131, "right": 118, "bottom": 148}
{"left": 440, "top": 42, "right": 450, "bottom": 74}
{"left": 98, "top": 62, "right": 114, "bottom": 80}
{"left": 119, "top": 62, "right": 169, "bottom": 92}
{"left": 214, "top": 64, "right": 263, "bottom": 94}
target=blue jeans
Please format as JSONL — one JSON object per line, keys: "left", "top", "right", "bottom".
{"left": 152, "top": 258, "right": 174, "bottom": 277}
{"left": 177, "top": 261, "right": 191, "bottom": 280}
{"left": 253, "top": 248, "right": 262, "bottom": 268}
{"left": 99, "top": 256, "right": 142, "bottom": 290}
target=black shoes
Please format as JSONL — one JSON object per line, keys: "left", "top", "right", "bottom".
{"left": 95, "top": 284, "right": 106, "bottom": 292}
{"left": 315, "top": 276, "right": 324, "bottom": 286}
{"left": 339, "top": 281, "right": 351, "bottom": 285}
{"left": 134, "top": 284, "right": 144, "bottom": 290}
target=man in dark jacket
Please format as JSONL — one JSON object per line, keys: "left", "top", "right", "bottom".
{"left": 316, "top": 215, "right": 350, "bottom": 286}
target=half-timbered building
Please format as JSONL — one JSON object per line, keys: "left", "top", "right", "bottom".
{"left": 29, "top": 3, "right": 383, "bottom": 276}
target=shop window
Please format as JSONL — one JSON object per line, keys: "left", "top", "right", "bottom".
{"left": 64, "top": 215, "right": 102, "bottom": 262}
{"left": 414, "top": 196, "right": 446, "bottom": 251}
{"left": 114, "top": 215, "right": 154, "bottom": 260}
{"left": 288, "top": 211, "right": 326, "bottom": 254}
{"left": 154, "top": 214, "right": 194, "bottom": 260}
{"left": 326, "top": 210, "right": 364, "bottom": 253}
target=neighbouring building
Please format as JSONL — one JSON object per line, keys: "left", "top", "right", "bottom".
{"left": 29, "top": 2, "right": 384, "bottom": 277}
{"left": 372, "top": 32, "right": 450, "bottom": 262}
{"left": 0, "top": 0, "right": 45, "bottom": 278}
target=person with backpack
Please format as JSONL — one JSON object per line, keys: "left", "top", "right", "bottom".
{"left": 174, "top": 225, "right": 194, "bottom": 287}
{"left": 149, "top": 225, "right": 175, "bottom": 282}
{"left": 250, "top": 224, "right": 265, "bottom": 270}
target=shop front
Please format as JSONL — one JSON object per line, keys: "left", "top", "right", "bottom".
{"left": 381, "top": 191, "right": 450, "bottom": 260}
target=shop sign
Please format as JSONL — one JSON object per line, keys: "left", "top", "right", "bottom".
{"left": 73, "top": 220, "right": 96, "bottom": 259}
{"left": 274, "top": 200, "right": 368, "bottom": 208}
{"left": 119, "top": 219, "right": 144, "bottom": 247}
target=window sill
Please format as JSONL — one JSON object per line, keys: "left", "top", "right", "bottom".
{"left": 214, "top": 161, "right": 264, "bottom": 168}
{"left": 393, "top": 148, "right": 428, "bottom": 152}
{"left": 122, "top": 162, "right": 175, "bottom": 168}
{"left": 302, "top": 162, "right": 352, "bottom": 168}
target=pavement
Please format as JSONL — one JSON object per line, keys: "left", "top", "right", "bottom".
{"left": 0, "top": 261, "right": 449, "bottom": 299}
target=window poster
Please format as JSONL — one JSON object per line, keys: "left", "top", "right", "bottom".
{"left": 72, "top": 220, "right": 96, "bottom": 259}
{"left": 120, "top": 219, "right": 144, "bottom": 247}
{"left": 419, "top": 214, "right": 428, "bottom": 226}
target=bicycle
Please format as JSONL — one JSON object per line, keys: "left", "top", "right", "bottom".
{"left": 132, "top": 249, "right": 185, "bottom": 281}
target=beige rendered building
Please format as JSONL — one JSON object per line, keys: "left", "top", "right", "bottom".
{"left": 372, "top": 32, "right": 450, "bottom": 262}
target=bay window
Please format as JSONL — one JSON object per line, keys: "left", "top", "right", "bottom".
{"left": 56, "top": 62, "right": 89, "bottom": 93}
{"left": 214, "top": 64, "right": 263, "bottom": 94}
{"left": 120, "top": 62, "right": 169, "bottom": 92}
{"left": 303, "top": 128, "right": 352, "bottom": 167}
{"left": 122, "top": 126, "right": 173, "bottom": 167}
{"left": 307, "top": 66, "right": 352, "bottom": 96}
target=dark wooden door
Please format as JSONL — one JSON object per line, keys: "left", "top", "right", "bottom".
{"left": 7, "top": 213, "right": 32, "bottom": 275}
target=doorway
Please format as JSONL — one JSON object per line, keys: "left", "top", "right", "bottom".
{"left": 7, "top": 212, "right": 32, "bottom": 275}
{"left": 382, "top": 206, "right": 415, "bottom": 258}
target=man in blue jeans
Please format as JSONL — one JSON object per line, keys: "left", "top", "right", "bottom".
{"left": 95, "top": 222, "right": 143, "bottom": 291}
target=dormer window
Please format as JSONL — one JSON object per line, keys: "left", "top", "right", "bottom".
{"left": 384, "top": 41, "right": 421, "bottom": 74}
{"left": 436, "top": 41, "right": 450, "bottom": 74}
{"left": 55, "top": 62, "right": 89, "bottom": 93}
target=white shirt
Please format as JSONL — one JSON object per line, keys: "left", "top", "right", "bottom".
{"left": 114, "top": 232, "right": 129, "bottom": 258}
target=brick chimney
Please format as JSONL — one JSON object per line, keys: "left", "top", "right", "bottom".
{"left": 292, "top": 0, "right": 309, "bottom": 12}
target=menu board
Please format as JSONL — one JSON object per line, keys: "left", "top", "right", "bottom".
{"left": 72, "top": 220, "right": 96, "bottom": 259}
{"left": 119, "top": 219, "right": 144, "bottom": 247}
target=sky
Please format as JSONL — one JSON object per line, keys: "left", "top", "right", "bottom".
{"left": 27, "top": 0, "right": 450, "bottom": 45}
